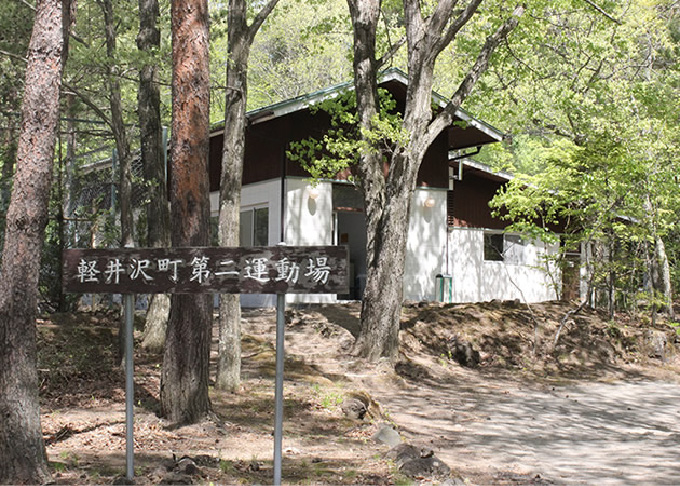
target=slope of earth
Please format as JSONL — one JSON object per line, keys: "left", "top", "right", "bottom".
{"left": 38, "top": 300, "right": 680, "bottom": 485}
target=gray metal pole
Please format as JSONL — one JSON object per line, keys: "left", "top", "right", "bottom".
{"left": 273, "top": 293, "right": 285, "bottom": 485}
{"left": 124, "top": 293, "right": 135, "bottom": 481}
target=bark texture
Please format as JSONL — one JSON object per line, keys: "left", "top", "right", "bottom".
{"left": 0, "top": 93, "right": 16, "bottom": 214}
{"left": 138, "top": 0, "right": 171, "bottom": 353}
{"left": 0, "top": 0, "right": 69, "bottom": 483}
{"left": 655, "top": 236, "right": 674, "bottom": 320}
{"left": 100, "top": 0, "right": 135, "bottom": 358}
{"left": 216, "top": 0, "right": 278, "bottom": 392}
{"left": 101, "top": 0, "right": 133, "bottom": 248}
{"left": 349, "top": 0, "right": 523, "bottom": 361}
{"left": 161, "top": 0, "right": 213, "bottom": 423}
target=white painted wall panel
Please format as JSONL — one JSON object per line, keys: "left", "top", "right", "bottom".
{"left": 284, "top": 178, "right": 336, "bottom": 305}
{"left": 447, "top": 228, "right": 559, "bottom": 303}
{"left": 403, "top": 189, "right": 448, "bottom": 301}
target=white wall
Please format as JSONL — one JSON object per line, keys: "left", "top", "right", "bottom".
{"left": 209, "top": 181, "right": 560, "bottom": 307}
{"left": 211, "top": 178, "right": 338, "bottom": 307}
{"left": 284, "top": 178, "right": 336, "bottom": 305}
{"left": 284, "top": 178, "right": 332, "bottom": 245}
{"left": 447, "top": 227, "right": 559, "bottom": 303}
{"left": 211, "top": 179, "right": 283, "bottom": 245}
{"left": 403, "top": 188, "right": 448, "bottom": 302}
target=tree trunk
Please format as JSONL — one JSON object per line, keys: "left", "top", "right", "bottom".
{"left": 0, "top": 96, "right": 16, "bottom": 212}
{"left": 215, "top": 0, "right": 248, "bottom": 393}
{"left": 138, "top": 0, "right": 171, "bottom": 353}
{"left": 100, "top": 0, "right": 135, "bottom": 359}
{"left": 161, "top": 0, "right": 212, "bottom": 423}
{"left": 354, "top": 178, "right": 414, "bottom": 361}
{"left": 142, "top": 294, "right": 170, "bottom": 353}
{"left": 101, "top": 0, "right": 133, "bottom": 248}
{"left": 0, "top": 88, "right": 18, "bottom": 253}
{"left": 215, "top": 0, "right": 279, "bottom": 391}
{"left": 347, "top": 0, "right": 522, "bottom": 362}
{"left": 655, "top": 235, "right": 674, "bottom": 320}
{"left": 0, "top": 0, "right": 70, "bottom": 483}
{"left": 645, "top": 239, "right": 657, "bottom": 326}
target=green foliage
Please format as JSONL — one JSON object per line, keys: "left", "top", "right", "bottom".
{"left": 2, "top": 0, "right": 678, "bottom": 313}
{"left": 287, "top": 88, "right": 408, "bottom": 182}
{"left": 210, "top": 0, "right": 353, "bottom": 115}
{"left": 219, "top": 459, "right": 235, "bottom": 474}
{"left": 477, "top": 0, "right": 680, "bottom": 310}
{"left": 669, "top": 322, "right": 680, "bottom": 337}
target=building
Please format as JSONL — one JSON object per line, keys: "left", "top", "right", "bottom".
{"left": 204, "top": 68, "right": 562, "bottom": 307}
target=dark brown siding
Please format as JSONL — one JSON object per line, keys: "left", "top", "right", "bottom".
{"left": 448, "top": 172, "right": 507, "bottom": 229}
{"left": 208, "top": 134, "right": 222, "bottom": 192}
{"left": 418, "top": 131, "right": 449, "bottom": 188}
{"left": 208, "top": 105, "right": 452, "bottom": 189}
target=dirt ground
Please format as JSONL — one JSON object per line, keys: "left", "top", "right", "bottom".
{"left": 38, "top": 300, "right": 680, "bottom": 485}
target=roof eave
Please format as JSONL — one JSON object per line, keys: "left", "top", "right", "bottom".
{"left": 211, "top": 67, "right": 504, "bottom": 145}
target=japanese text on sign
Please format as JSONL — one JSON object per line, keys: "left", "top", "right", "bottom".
{"left": 63, "top": 246, "right": 349, "bottom": 295}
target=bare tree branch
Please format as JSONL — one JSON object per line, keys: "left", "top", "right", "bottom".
{"left": 434, "top": 0, "right": 483, "bottom": 55}
{"left": 427, "top": 4, "right": 525, "bottom": 143}
{"left": 426, "top": 0, "right": 457, "bottom": 37}
{"left": 403, "top": 0, "right": 425, "bottom": 45}
{"left": 583, "top": 0, "right": 622, "bottom": 25}
{"left": 17, "top": 0, "right": 36, "bottom": 11}
{"left": 0, "top": 49, "right": 27, "bottom": 63}
{"left": 70, "top": 32, "right": 90, "bottom": 47}
{"left": 62, "top": 81, "right": 113, "bottom": 130}
{"left": 377, "top": 3, "right": 406, "bottom": 68}
{"left": 247, "top": 0, "right": 280, "bottom": 44}
{"left": 377, "top": 37, "right": 406, "bottom": 68}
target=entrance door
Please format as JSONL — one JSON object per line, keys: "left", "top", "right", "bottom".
{"left": 333, "top": 184, "right": 367, "bottom": 300}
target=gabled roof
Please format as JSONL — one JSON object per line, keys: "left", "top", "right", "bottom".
{"left": 211, "top": 68, "right": 504, "bottom": 150}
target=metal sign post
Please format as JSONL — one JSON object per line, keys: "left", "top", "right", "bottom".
{"left": 273, "top": 293, "right": 286, "bottom": 485}
{"left": 63, "top": 245, "right": 349, "bottom": 483}
{"left": 124, "top": 293, "right": 134, "bottom": 481}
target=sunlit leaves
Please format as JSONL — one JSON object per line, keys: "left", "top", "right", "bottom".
{"left": 287, "top": 88, "right": 408, "bottom": 182}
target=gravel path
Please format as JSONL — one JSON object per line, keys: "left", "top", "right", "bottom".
{"left": 372, "top": 375, "right": 680, "bottom": 484}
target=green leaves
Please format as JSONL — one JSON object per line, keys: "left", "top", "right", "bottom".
{"left": 287, "top": 88, "right": 408, "bottom": 182}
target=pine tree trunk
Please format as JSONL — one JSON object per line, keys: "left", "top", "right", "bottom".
{"left": 161, "top": 0, "right": 212, "bottom": 423}
{"left": 0, "top": 97, "right": 16, "bottom": 213}
{"left": 101, "top": 0, "right": 133, "bottom": 248}
{"left": 138, "top": 0, "right": 171, "bottom": 353}
{"left": 0, "top": 87, "right": 18, "bottom": 254}
{"left": 100, "top": 0, "right": 135, "bottom": 359}
{"left": 0, "top": 0, "right": 69, "bottom": 482}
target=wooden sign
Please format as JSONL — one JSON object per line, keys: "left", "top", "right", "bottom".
{"left": 63, "top": 246, "right": 349, "bottom": 295}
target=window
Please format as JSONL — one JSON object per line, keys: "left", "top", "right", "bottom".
{"left": 484, "top": 233, "right": 504, "bottom": 261}
{"left": 503, "top": 234, "right": 526, "bottom": 264}
{"left": 484, "top": 232, "right": 527, "bottom": 263}
{"left": 240, "top": 206, "right": 269, "bottom": 246}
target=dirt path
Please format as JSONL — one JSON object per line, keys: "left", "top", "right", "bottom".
{"left": 361, "top": 366, "right": 680, "bottom": 484}
{"left": 290, "top": 304, "right": 680, "bottom": 484}
{"left": 466, "top": 380, "right": 680, "bottom": 485}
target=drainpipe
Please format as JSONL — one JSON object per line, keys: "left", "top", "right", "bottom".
{"left": 280, "top": 146, "right": 286, "bottom": 243}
